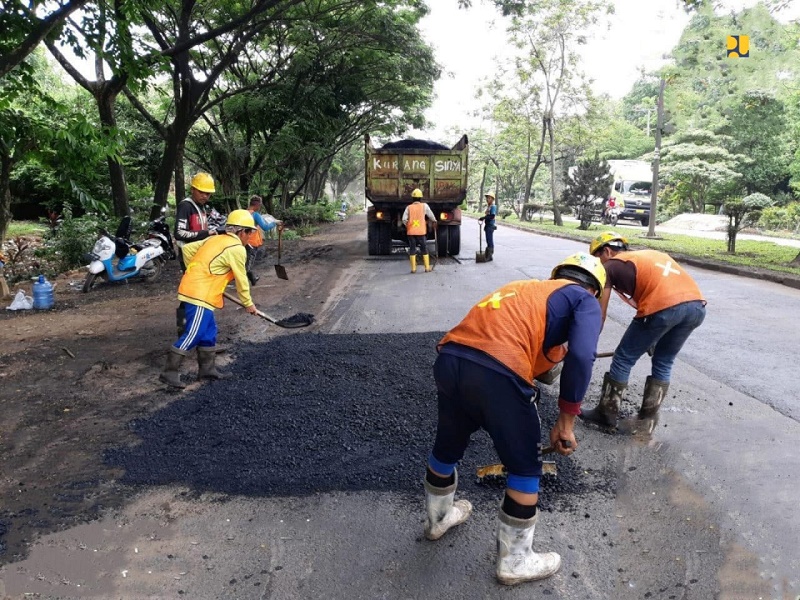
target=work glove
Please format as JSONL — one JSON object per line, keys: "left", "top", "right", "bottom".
{"left": 478, "top": 217, "right": 484, "bottom": 222}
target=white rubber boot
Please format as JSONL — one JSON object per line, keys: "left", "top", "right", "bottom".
{"left": 496, "top": 508, "right": 561, "bottom": 585}
{"left": 423, "top": 470, "right": 473, "bottom": 541}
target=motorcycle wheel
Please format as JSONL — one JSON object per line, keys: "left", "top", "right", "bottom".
{"left": 139, "top": 259, "right": 163, "bottom": 283}
{"left": 82, "top": 272, "right": 103, "bottom": 293}
{"left": 609, "top": 214, "right": 619, "bottom": 226}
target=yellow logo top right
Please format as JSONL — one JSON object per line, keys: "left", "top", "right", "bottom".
{"left": 727, "top": 35, "right": 749, "bottom": 58}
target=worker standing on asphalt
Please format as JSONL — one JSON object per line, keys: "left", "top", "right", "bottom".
{"left": 402, "top": 188, "right": 437, "bottom": 273}
{"left": 478, "top": 192, "right": 498, "bottom": 261}
{"left": 580, "top": 232, "right": 706, "bottom": 430}
{"left": 159, "top": 210, "right": 259, "bottom": 389}
{"left": 422, "top": 253, "right": 605, "bottom": 585}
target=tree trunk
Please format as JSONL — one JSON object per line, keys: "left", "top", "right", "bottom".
{"left": 546, "top": 116, "right": 562, "bottom": 226}
{"left": 0, "top": 153, "right": 13, "bottom": 245}
{"left": 96, "top": 90, "right": 129, "bottom": 217}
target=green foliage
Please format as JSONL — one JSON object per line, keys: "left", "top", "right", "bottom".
{"left": 658, "top": 129, "right": 745, "bottom": 212}
{"left": 276, "top": 202, "right": 339, "bottom": 231}
{"left": 35, "top": 205, "right": 104, "bottom": 273}
{"left": 757, "top": 202, "right": 800, "bottom": 232}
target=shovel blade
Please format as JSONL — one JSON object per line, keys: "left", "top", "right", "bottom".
{"left": 275, "top": 264, "right": 288, "bottom": 280}
{"left": 476, "top": 251, "right": 487, "bottom": 263}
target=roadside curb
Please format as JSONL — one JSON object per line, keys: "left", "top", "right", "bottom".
{"left": 494, "top": 220, "right": 800, "bottom": 291}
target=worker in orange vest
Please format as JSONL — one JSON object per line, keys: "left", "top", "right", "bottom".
{"left": 402, "top": 188, "right": 437, "bottom": 273}
{"left": 580, "top": 231, "right": 706, "bottom": 431}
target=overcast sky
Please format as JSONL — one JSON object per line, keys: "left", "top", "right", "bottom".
{"left": 412, "top": 0, "right": 800, "bottom": 141}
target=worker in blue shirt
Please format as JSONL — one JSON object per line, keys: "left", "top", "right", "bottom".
{"left": 245, "top": 195, "right": 282, "bottom": 285}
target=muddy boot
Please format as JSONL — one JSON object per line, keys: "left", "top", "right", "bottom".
{"left": 423, "top": 469, "right": 473, "bottom": 541}
{"left": 423, "top": 254, "right": 431, "bottom": 272}
{"left": 247, "top": 271, "right": 259, "bottom": 286}
{"left": 580, "top": 372, "right": 626, "bottom": 428}
{"left": 485, "top": 247, "right": 493, "bottom": 261}
{"left": 639, "top": 376, "right": 669, "bottom": 419}
{"left": 159, "top": 347, "right": 188, "bottom": 389}
{"left": 409, "top": 255, "right": 417, "bottom": 273}
{"left": 496, "top": 508, "right": 561, "bottom": 585}
{"left": 197, "top": 346, "right": 232, "bottom": 380}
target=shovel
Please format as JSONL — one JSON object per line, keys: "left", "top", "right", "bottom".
{"left": 223, "top": 291, "right": 313, "bottom": 329}
{"left": 274, "top": 227, "right": 288, "bottom": 280}
{"left": 475, "top": 221, "right": 487, "bottom": 263}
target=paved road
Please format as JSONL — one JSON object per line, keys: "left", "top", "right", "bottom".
{"left": 326, "top": 218, "right": 800, "bottom": 597}
{"left": 2, "top": 217, "right": 798, "bottom": 599}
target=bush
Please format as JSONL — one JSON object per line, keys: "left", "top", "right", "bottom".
{"left": 757, "top": 202, "right": 800, "bottom": 233}
{"left": 35, "top": 206, "right": 104, "bottom": 272}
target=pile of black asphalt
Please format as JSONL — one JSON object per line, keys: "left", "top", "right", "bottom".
{"left": 106, "top": 332, "right": 616, "bottom": 513}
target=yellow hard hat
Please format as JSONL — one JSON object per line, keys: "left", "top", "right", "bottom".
{"left": 411, "top": 188, "right": 423, "bottom": 199}
{"left": 551, "top": 252, "right": 607, "bottom": 299}
{"left": 589, "top": 231, "right": 629, "bottom": 256}
{"left": 225, "top": 209, "right": 255, "bottom": 230}
{"left": 191, "top": 172, "right": 216, "bottom": 193}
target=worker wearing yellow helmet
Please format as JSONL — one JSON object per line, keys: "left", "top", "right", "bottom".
{"left": 402, "top": 188, "right": 437, "bottom": 273}
{"left": 580, "top": 231, "right": 706, "bottom": 431}
{"left": 421, "top": 252, "right": 604, "bottom": 585}
{"left": 160, "top": 209, "right": 260, "bottom": 389}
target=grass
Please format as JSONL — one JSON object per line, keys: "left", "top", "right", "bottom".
{"left": 7, "top": 221, "right": 47, "bottom": 237}
{"left": 470, "top": 212, "right": 800, "bottom": 277}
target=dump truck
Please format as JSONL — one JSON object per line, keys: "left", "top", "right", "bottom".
{"left": 606, "top": 159, "right": 654, "bottom": 227}
{"left": 364, "top": 134, "right": 468, "bottom": 256}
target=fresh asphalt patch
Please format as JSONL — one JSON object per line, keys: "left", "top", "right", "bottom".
{"left": 105, "top": 332, "right": 616, "bottom": 514}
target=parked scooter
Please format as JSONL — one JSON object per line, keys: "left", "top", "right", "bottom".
{"left": 82, "top": 207, "right": 175, "bottom": 293}
{"left": 601, "top": 199, "right": 620, "bottom": 227}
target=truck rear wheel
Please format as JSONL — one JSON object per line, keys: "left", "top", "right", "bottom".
{"left": 368, "top": 221, "right": 392, "bottom": 255}
{"left": 437, "top": 224, "right": 460, "bottom": 256}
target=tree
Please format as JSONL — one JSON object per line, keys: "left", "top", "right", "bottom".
{"left": 723, "top": 90, "right": 790, "bottom": 196}
{"left": 0, "top": 0, "right": 89, "bottom": 80}
{"left": 189, "top": 0, "right": 436, "bottom": 208}
{"left": 722, "top": 192, "right": 772, "bottom": 253}
{"left": 562, "top": 154, "right": 613, "bottom": 230}
{"left": 658, "top": 129, "right": 744, "bottom": 213}
{"left": 506, "top": 0, "right": 611, "bottom": 226}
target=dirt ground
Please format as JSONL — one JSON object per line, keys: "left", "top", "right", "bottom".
{"left": 0, "top": 218, "right": 365, "bottom": 565}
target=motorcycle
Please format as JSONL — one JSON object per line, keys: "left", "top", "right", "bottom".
{"left": 601, "top": 200, "right": 620, "bottom": 226}
{"left": 82, "top": 207, "right": 176, "bottom": 293}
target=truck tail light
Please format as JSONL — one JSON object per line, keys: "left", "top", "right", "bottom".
{"left": 376, "top": 211, "right": 384, "bottom": 219}
{"left": 439, "top": 211, "right": 449, "bottom": 221}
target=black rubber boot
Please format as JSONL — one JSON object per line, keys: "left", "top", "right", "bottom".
{"left": 159, "top": 347, "right": 188, "bottom": 389}
{"left": 197, "top": 346, "right": 232, "bottom": 380}
{"left": 485, "top": 247, "right": 494, "bottom": 261}
{"left": 580, "top": 372, "right": 626, "bottom": 428}
{"left": 247, "top": 271, "right": 260, "bottom": 286}
{"left": 639, "top": 376, "right": 669, "bottom": 419}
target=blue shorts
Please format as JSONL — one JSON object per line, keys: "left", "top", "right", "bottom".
{"left": 174, "top": 304, "right": 217, "bottom": 351}
{"left": 430, "top": 352, "right": 544, "bottom": 493}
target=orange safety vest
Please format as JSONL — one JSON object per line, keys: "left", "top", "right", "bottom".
{"left": 246, "top": 228, "right": 263, "bottom": 247}
{"left": 178, "top": 235, "right": 242, "bottom": 309}
{"left": 406, "top": 202, "right": 427, "bottom": 236}
{"left": 611, "top": 250, "right": 704, "bottom": 318}
{"left": 438, "top": 279, "right": 572, "bottom": 382}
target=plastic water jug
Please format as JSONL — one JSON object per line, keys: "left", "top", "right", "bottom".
{"left": 32, "top": 274, "right": 54, "bottom": 310}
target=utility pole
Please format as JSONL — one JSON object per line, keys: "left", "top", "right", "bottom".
{"left": 647, "top": 78, "right": 665, "bottom": 238}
